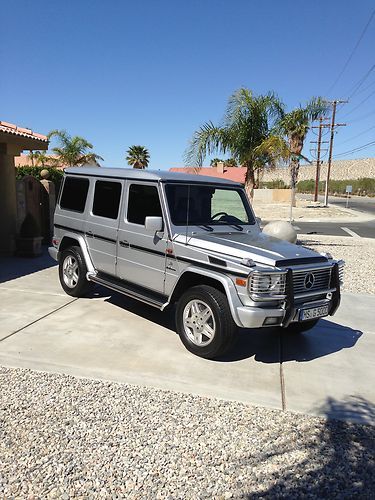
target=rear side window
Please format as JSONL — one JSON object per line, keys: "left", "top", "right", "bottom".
{"left": 60, "top": 177, "right": 89, "bottom": 213}
{"left": 92, "top": 180, "right": 122, "bottom": 219}
{"left": 127, "top": 184, "right": 162, "bottom": 225}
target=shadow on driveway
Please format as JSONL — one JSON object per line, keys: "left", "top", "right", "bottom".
{"left": 0, "top": 246, "right": 56, "bottom": 284}
{"left": 90, "top": 287, "right": 362, "bottom": 366}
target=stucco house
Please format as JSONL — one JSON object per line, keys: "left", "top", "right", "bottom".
{"left": 0, "top": 121, "right": 48, "bottom": 254}
{"left": 170, "top": 162, "right": 247, "bottom": 183}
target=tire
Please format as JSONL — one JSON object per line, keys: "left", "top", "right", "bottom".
{"left": 175, "top": 285, "right": 237, "bottom": 359}
{"left": 286, "top": 319, "right": 319, "bottom": 334}
{"left": 59, "top": 246, "right": 93, "bottom": 297}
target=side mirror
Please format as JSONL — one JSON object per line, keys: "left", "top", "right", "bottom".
{"left": 145, "top": 216, "right": 163, "bottom": 233}
{"left": 256, "top": 217, "right": 262, "bottom": 226}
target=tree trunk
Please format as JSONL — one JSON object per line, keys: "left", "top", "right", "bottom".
{"left": 290, "top": 157, "right": 300, "bottom": 207}
{"left": 245, "top": 167, "right": 255, "bottom": 200}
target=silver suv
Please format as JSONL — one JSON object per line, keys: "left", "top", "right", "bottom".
{"left": 49, "top": 167, "right": 344, "bottom": 359}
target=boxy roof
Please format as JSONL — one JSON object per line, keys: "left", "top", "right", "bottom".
{"left": 65, "top": 167, "right": 242, "bottom": 186}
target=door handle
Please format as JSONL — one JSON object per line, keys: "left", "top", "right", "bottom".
{"left": 119, "top": 240, "right": 129, "bottom": 247}
{"left": 86, "top": 231, "right": 93, "bottom": 238}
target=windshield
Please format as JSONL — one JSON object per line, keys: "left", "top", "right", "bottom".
{"left": 165, "top": 183, "right": 255, "bottom": 227}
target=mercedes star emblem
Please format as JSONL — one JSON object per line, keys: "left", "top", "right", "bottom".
{"left": 304, "top": 273, "right": 315, "bottom": 289}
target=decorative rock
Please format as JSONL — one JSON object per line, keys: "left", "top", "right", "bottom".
{"left": 262, "top": 220, "right": 297, "bottom": 243}
{"left": 40, "top": 169, "right": 50, "bottom": 179}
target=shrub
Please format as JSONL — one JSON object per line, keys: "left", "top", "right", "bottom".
{"left": 16, "top": 166, "right": 64, "bottom": 189}
{"left": 296, "top": 178, "right": 375, "bottom": 197}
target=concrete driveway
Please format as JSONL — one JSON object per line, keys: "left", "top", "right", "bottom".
{"left": 1, "top": 252, "right": 374, "bottom": 425}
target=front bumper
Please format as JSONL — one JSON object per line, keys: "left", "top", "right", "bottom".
{"left": 235, "top": 262, "right": 342, "bottom": 329}
{"left": 235, "top": 296, "right": 338, "bottom": 329}
{"left": 48, "top": 246, "right": 59, "bottom": 261}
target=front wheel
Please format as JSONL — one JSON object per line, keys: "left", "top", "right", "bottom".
{"left": 59, "top": 246, "right": 93, "bottom": 297}
{"left": 175, "top": 285, "right": 237, "bottom": 359}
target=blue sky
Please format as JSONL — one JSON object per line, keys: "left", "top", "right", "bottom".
{"left": 1, "top": 0, "right": 375, "bottom": 169}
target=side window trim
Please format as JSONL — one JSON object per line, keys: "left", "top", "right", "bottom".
{"left": 59, "top": 176, "right": 90, "bottom": 213}
{"left": 126, "top": 182, "right": 163, "bottom": 227}
{"left": 91, "top": 179, "right": 123, "bottom": 220}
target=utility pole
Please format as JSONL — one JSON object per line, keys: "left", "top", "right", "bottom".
{"left": 323, "top": 100, "right": 347, "bottom": 206}
{"left": 311, "top": 118, "right": 329, "bottom": 202}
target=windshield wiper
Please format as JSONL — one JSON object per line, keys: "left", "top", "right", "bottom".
{"left": 219, "top": 221, "right": 243, "bottom": 231}
{"left": 197, "top": 224, "right": 214, "bottom": 232}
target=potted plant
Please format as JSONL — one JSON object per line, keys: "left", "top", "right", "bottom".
{"left": 16, "top": 213, "right": 43, "bottom": 257}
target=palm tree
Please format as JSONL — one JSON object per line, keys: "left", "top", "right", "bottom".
{"left": 126, "top": 145, "right": 150, "bottom": 169}
{"left": 210, "top": 158, "right": 223, "bottom": 166}
{"left": 185, "top": 88, "right": 290, "bottom": 198}
{"left": 28, "top": 150, "right": 51, "bottom": 167}
{"left": 277, "top": 97, "right": 328, "bottom": 206}
{"left": 48, "top": 130, "right": 103, "bottom": 167}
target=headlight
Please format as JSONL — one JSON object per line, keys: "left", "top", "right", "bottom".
{"left": 248, "top": 271, "right": 287, "bottom": 300}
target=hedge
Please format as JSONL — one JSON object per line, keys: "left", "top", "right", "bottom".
{"left": 16, "top": 166, "right": 64, "bottom": 189}
{"left": 297, "top": 178, "right": 375, "bottom": 197}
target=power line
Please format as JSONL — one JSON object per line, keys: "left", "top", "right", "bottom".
{"left": 342, "top": 88, "right": 375, "bottom": 117}
{"left": 338, "top": 124, "right": 375, "bottom": 145}
{"left": 326, "top": 9, "right": 375, "bottom": 94}
{"left": 348, "top": 63, "right": 375, "bottom": 99}
{"left": 349, "top": 108, "right": 375, "bottom": 123}
{"left": 334, "top": 139, "right": 375, "bottom": 157}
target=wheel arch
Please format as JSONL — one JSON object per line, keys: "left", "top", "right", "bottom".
{"left": 165, "top": 267, "right": 244, "bottom": 327}
{"left": 58, "top": 233, "right": 95, "bottom": 274}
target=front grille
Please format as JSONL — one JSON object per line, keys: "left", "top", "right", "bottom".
{"left": 292, "top": 267, "right": 332, "bottom": 295}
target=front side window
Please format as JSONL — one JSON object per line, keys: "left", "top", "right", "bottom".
{"left": 127, "top": 184, "right": 162, "bottom": 225}
{"left": 60, "top": 177, "right": 89, "bottom": 213}
{"left": 92, "top": 180, "right": 122, "bottom": 219}
{"left": 165, "top": 184, "right": 254, "bottom": 226}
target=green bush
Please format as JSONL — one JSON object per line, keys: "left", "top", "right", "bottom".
{"left": 16, "top": 166, "right": 64, "bottom": 189}
{"left": 297, "top": 178, "right": 375, "bottom": 197}
{"left": 259, "top": 179, "right": 288, "bottom": 189}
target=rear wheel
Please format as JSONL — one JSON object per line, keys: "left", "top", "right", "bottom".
{"left": 286, "top": 319, "right": 319, "bottom": 334}
{"left": 59, "top": 246, "right": 93, "bottom": 297}
{"left": 175, "top": 285, "right": 237, "bottom": 359}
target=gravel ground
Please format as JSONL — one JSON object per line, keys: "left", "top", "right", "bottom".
{"left": 254, "top": 201, "right": 355, "bottom": 222}
{"left": 1, "top": 367, "right": 374, "bottom": 499}
{"left": 301, "top": 235, "right": 375, "bottom": 295}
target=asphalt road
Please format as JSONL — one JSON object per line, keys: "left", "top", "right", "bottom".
{"left": 294, "top": 194, "right": 375, "bottom": 239}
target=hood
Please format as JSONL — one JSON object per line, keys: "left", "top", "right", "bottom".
{"left": 174, "top": 230, "right": 327, "bottom": 268}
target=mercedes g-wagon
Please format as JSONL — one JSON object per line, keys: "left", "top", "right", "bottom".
{"left": 49, "top": 167, "right": 344, "bottom": 359}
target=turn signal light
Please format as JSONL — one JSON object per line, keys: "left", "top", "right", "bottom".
{"left": 236, "top": 278, "right": 247, "bottom": 287}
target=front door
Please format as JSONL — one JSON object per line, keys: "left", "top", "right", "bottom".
{"left": 116, "top": 181, "right": 167, "bottom": 293}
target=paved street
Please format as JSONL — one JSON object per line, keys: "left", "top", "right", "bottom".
{"left": 289, "top": 195, "right": 375, "bottom": 238}
{"left": 0, "top": 255, "right": 374, "bottom": 425}
{"left": 292, "top": 219, "right": 375, "bottom": 238}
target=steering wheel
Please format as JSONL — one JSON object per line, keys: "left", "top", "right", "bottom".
{"left": 211, "top": 211, "right": 229, "bottom": 220}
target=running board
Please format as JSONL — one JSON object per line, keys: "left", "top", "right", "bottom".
{"left": 89, "top": 272, "right": 168, "bottom": 309}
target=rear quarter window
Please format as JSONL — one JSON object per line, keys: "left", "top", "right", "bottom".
{"left": 60, "top": 177, "right": 90, "bottom": 213}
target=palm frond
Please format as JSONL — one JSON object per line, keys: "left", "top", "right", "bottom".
{"left": 184, "top": 122, "right": 231, "bottom": 166}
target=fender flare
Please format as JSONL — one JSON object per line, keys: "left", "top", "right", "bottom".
{"left": 163, "top": 265, "right": 244, "bottom": 327}
{"left": 59, "top": 232, "right": 95, "bottom": 275}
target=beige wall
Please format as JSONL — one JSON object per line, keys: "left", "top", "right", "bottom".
{"left": 0, "top": 144, "right": 19, "bottom": 253}
{"left": 253, "top": 188, "right": 291, "bottom": 203}
{"left": 261, "top": 157, "right": 375, "bottom": 184}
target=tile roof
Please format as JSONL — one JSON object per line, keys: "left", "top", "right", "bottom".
{"left": 0, "top": 120, "right": 48, "bottom": 142}
{"left": 170, "top": 166, "right": 247, "bottom": 183}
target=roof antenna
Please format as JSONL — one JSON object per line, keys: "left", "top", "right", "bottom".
{"left": 185, "top": 184, "right": 190, "bottom": 245}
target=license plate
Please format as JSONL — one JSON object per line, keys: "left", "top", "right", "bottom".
{"left": 300, "top": 305, "right": 329, "bottom": 321}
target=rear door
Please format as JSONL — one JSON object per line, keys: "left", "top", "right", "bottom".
{"left": 84, "top": 179, "right": 123, "bottom": 276}
{"left": 116, "top": 181, "right": 167, "bottom": 293}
